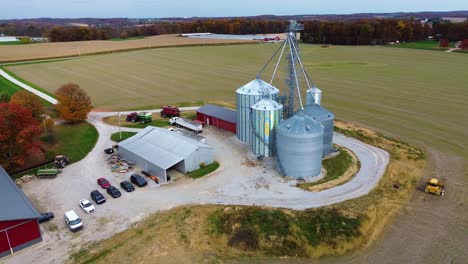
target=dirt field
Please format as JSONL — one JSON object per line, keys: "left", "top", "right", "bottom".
{"left": 0, "top": 34, "right": 254, "bottom": 63}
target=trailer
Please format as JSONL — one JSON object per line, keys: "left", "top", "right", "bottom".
{"left": 169, "top": 117, "right": 203, "bottom": 133}
{"left": 36, "top": 168, "right": 60, "bottom": 178}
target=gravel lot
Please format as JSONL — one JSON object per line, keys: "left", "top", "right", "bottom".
{"left": 2, "top": 111, "right": 388, "bottom": 264}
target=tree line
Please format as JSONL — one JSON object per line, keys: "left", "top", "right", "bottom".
{"left": 301, "top": 19, "right": 468, "bottom": 44}
{"left": 2, "top": 18, "right": 467, "bottom": 43}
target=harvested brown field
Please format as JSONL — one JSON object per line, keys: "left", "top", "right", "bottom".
{"left": 0, "top": 34, "right": 254, "bottom": 63}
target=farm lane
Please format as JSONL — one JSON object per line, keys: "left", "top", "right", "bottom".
{"left": 0, "top": 68, "right": 58, "bottom": 104}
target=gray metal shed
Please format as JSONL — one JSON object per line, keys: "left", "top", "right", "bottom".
{"left": 118, "top": 127, "right": 214, "bottom": 183}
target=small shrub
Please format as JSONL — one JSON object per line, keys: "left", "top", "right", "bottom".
{"left": 228, "top": 227, "right": 258, "bottom": 250}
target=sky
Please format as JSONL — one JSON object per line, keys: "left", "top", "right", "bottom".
{"left": 1, "top": 0, "right": 468, "bottom": 19}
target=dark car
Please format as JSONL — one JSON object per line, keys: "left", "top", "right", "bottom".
{"left": 97, "top": 177, "right": 111, "bottom": 189}
{"left": 106, "top": 186, "right": 121, "bottom": 198}
{"left": 90, "top": 190, "right": 107, "bottom": 204}
{"left": 120, "top": 181, "right": 135, "bottom": 192}
{"left": 130, "top": 174, "right": 147, "bottom": 187}
{"left": 38, "top": 212, "right": 54, "bottom": 224}
{"left": 104, "top": 148, "right": 114, "bottom": 154}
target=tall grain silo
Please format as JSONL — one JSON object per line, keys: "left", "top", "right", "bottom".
{"left": 250, "top": 99, "right": 283, "bottom": 157}
{"left": 303, "top": 103, "right": 335, "bottom": 156}
{"left": 236, "top": 79, "right": 280, "bottom": 144}
{"left": 276, "top": 112, "right": 324, "bottom": 178}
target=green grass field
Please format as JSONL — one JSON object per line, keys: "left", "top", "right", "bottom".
{"left": 387, "top": 40, "right": 452, "bottom": 50}
{"left": 5, "top": 44, "right": 468, "bottom": 159}
{"left": 0, "top": 73, "right": 22, "bottom": 96}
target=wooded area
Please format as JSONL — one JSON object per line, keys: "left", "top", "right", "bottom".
{"left": 1, "top": 18, "right": 467, "bottom": 43}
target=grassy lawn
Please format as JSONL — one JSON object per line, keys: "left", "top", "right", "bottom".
{"left": 103, "top": 111, "right": 196, "bottom": 129}
{"left": 110, "top": 131, "right": 137, "bottom": 142}
{"left": 187, "top": 161, "right": 220, "bottom": 179}
{"left": 0, "top": 72, "right": 22, "bottom": 96}
{"left": 12, "top": 122, "right": 98, "bottom": 178}
{"left": 387, "top": 40, "right": 452, "bottom": 51}
{"left": 46, "top": 122, "right": 99, "bottom": 162}
{"left": 0, "top": 41, "right": 22, "bottom": 45}
{"left": 297, "top": 146, "right": 358, "bottom": 191}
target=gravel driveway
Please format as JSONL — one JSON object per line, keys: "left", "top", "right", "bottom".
{"left": 3, "top": 110, "right": 389, "bottom": 264}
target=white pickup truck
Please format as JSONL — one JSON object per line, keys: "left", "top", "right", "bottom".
{"left": 169, "top": 117, "right": 203, "bottom": 134}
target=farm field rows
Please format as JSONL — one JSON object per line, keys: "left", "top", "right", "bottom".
{"left": 5, "top": 44, "right": 467, "bottom": 155}
{"left": 0, "top": 34, "right": 254, "bottom": 63}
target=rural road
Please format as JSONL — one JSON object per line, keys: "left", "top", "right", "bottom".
{"left": 3, "top": 109, "right": 389, "bottom": 264}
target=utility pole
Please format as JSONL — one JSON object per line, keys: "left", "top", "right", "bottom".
{"left": 118, "top": 112, "right": 122, "bottom": 140}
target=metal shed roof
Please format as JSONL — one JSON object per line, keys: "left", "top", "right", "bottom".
{"left": 0, "top": 166, "right": 41, "bottom": 221}
{"left": 118, "top": 127, "right": 213, "bottom": 170}
{"left": 197, "top": 104, "right": 237, "bottom": 124}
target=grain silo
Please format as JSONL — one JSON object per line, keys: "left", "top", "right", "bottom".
{"left": 276, "top": 112, "right": 324, "bottom": 178}
{"left": 303, "top": 103, "right": 335, "bottom": 156}
{"left": 306, "top": 87, "right": 322, "bottom": 105}
{"left": 236, "top": 79, "right": 279, "bottom": 144}
{"left": 250, "top": 99, "right": 283, "bottom": 157}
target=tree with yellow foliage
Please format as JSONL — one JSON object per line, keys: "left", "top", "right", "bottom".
{"left": 55, "top": 83, "right": 93, "bottom": 123}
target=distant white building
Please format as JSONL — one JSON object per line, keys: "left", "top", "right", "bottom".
{"left": 0, "top": 36, "right": 19, "bottom": 42}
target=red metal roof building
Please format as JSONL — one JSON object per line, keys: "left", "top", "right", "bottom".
{"left": 0, "top": 166, "right": 42, "bottom": 258}
{"left": 196, "top": 104, "right": 237, "bottom": 134}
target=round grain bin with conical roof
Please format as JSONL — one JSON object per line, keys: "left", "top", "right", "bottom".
{"left": 236, "top": 79, "right": 280, "bottom": 144}
{"left": 250, "top": 99, "right": 283, "bottom": 157}
{"left": 304, "top": 103, "right": 335, "bottom": 157}
{"left": 276, "top": 112, "right": 324, "bottom": 178}
{"left": 306, "top": 87, "right": 322, "bottom": 105}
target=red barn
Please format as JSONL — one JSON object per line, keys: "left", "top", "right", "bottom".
{"left": 439, "top": 39, "right": 449, "bottom": 48}
{"left": 196, "top": 104, "right": 237, "bottom": 133}
{"left": 0, "top": 167, "right": 42, "bottom": 258}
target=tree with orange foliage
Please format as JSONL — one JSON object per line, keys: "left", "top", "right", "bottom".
{"left": 0, "top": 102, "right": 43, "bottom": 170}
{"left": 10, "top": 90, "right": 44, "bottom": 120}
{"left": 55, "top": 83, "right": 93, "bottom": 123}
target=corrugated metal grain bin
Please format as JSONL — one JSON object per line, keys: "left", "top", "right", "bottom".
{"left": 250, "top": 99, "right": 283, "bottom": 157}
{"left": 303, "top": 103, "right": 335, "bottom": 157}
{"left": 276, "top": 112, "right": 324, "bottom": 178}
{"left": 236, "top": 79, "right": 279, "bottom": 145}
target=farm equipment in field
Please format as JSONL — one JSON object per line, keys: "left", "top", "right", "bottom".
{"left": 425, "top": 178, "right": 445, "bottom": 196}
{"left": 169, "top": 117, "right": 203, "bottom": 134}
{"left": 36, "top": 168, "right": 60, "bottom": 178}
{"left": 54, "top": 155, "right": 71, "bottom": 168}
{"left": 160, "top": 106, "right": 180, "bottom": 118}
{"left": 126, "top": 112, "right": 152, "bottom": 124}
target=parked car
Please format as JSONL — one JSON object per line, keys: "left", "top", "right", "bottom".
{"left": 120, "top": 181, "right": 135, "bottom": 192}
{"left": 104, "top": 148, "right": 114, "bottom": 154}
{"left": 106, "top": 186, "right": 121, "bottom": 198}
{"left": 64, "top": 210, "right": 83, "bottom": 232}
{"left": 97, "top": 177, "right": 111, "bottom": 189}
{"left": 90, "top": 190, "right": 106, "bottom": 204}
{"left": 130, "top": 174, "right": 147, "bottom": 187}
{"left": 38, "top": 212, "right": 54, "bottom": 224}
{"left": 79, "top": 199, "right": 95, "bottom": 214}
